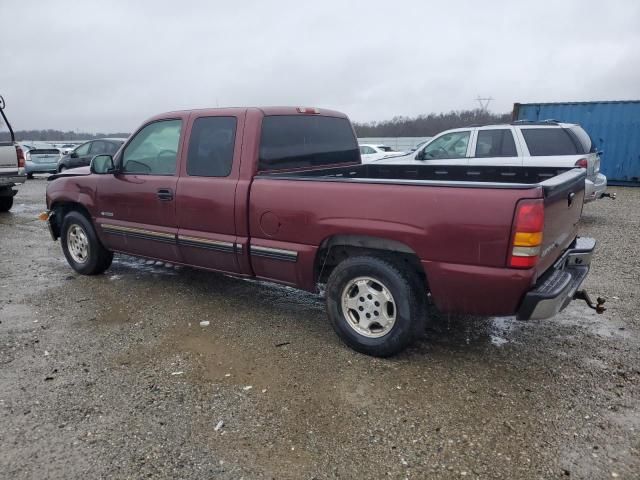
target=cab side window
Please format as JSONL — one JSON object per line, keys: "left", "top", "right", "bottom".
{"left": 186, "top": 117, "right": 237, "bottom": 177}
{"left": 122, "top": 120, "right": 182, "bottom": 175}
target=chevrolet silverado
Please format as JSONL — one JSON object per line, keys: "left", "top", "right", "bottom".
{"left": 44, "top": 107, "right": 599, "bottom": 356}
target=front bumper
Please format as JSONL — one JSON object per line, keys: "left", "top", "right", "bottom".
{"left": 584, "top": 173, "right": 607, "bottom": 203}
{"left": 517, "top": 237, "right": 596, "bottom": 320}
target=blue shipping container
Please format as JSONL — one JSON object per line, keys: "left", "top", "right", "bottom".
{"left": 513, "top": 100, "right": 640, "bottom": 185}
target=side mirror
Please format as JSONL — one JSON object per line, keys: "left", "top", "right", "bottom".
{"left": 415, "top": 149, "right": 424, "bottom": 161}
{"left": 90, "top": 155, "right": 115, "bottom": 174}
{"left": 70, "top": 151, "right": 79, "bottom": 158}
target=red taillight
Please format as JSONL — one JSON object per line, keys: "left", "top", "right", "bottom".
{"left": 574, "top": 158, "right": 588, "bottom": 168}
{"left": 509, "top": 199, "right": 544, "bottom": 269}
{"left": 16, "top": 146, "right": 25, "bottom": 168}
{"left": 296, "top": 107, "right": 320, "bottom": 114}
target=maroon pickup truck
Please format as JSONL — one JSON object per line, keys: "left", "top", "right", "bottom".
{"left": 44, "top": 107, "right": 599, "bottom": 356}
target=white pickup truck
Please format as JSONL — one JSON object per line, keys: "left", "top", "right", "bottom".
{"left": 0, "top": 96, "right": 26, "bottom": 212}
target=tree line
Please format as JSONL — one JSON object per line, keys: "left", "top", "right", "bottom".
{"left": 0, "top": 129, "right": 130, "bottom": 142}
{"left": 1, "top": 109, "right": 512, "bottom": 141}
{"left": 353, "top": 109, "right": 512, "bottom": 137}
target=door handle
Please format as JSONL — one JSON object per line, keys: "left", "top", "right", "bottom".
{"left": 157, "top": 188, "right": 174, "bottom": 201}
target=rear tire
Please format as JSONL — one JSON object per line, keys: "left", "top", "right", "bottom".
{"left": 325, "top": 256, "right": 426, "bottom": 357}
{"left": 0, "top": 195, "right": 13, "bottom": 212}
{"left": 61, "top": 211, "right": 113, "bottom": 275}
{"left": 27, "top": 173, "right": 34, "bottom": 179}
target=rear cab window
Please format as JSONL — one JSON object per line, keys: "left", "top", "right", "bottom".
{"left": 521, "top": 128, "right": 583, "bottom": 156}
{"left": 259, "top": 115, "right": 359, "bottom": 171}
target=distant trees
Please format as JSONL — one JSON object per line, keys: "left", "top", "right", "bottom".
{"left": 0, "top": 108, "right": 512, "bottom": 141}
{"left": 353, "top": 109, "right": 511, "bottom": 137}
{"left": 0, "top": 129, "right": 130, "bottom": 142}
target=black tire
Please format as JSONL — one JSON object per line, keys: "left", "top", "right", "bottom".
{"left": 58, "top": 166, "right": 67, "bottom": 173}
{"left": 26, "top": 173, "right": 34, "bottom": 179}
{"left": 0, "top": 195, "right": 13, "bottom": 212}
{"left": 325, "top": 256, "right": 426, "bottom": 357}
{"left": 60, "top": 211, "right": 113, "bottom": 275}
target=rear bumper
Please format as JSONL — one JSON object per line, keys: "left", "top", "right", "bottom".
{"left": 25, "top": 161, "right": 58, "bottom": 174}
{"left": 0, "top": 174, "right": 26, "bottom": 187}
{"left": 584, "top": 174, "right": 607, "bottom": 203}
{"left": 517, "top": 237, "right": 595, "bottom": 320}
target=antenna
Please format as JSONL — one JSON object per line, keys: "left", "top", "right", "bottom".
{"left": 476, "top": 96, "right": 493, "bottom": 112}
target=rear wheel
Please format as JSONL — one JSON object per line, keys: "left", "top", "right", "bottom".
{"left": 58, "top": 166, "right": 67, "bottom": 173}
{"left": 325, "top": 256, "right": 426, "bottom": 357}
{"left": 0, "top": 195, "right": 13, "bottom": 212}
{"left": 26, "top": 173, "right": 34, "bottom": 179}
{"left": 61, "top": 211, "right": 113, "bottom": 275}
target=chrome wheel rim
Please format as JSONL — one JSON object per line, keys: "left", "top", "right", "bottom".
{"left": 67, "top": 224, "right": 90, "bottom": 264}
{"left": 341, "top": 276, "right": 396, "bottom": 338}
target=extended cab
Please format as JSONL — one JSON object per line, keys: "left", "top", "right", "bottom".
{"left": 0, "top": 95, "right": 26, "bottom": 212}
{"left": 44, "top": 107, "right": 599, "bottom": 356}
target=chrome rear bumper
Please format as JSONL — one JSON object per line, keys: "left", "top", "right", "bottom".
{"left": 517, "top": 237, "right": 596, "bottom": 320}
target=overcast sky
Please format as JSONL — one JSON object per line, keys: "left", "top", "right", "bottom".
{"left": 1, "top": 0, "right": 639, "bottom": 132}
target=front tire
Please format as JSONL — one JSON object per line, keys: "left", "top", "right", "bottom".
{"left": 61, "top": 211, "right": 113, "bottom": 275}
{"left": 0, "top": 195, "right": 13, "bottom": 212}
{"left": 326, "top": 256, "right": 426, "bottom": 357}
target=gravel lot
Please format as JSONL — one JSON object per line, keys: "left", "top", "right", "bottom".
{"left": 1, "top": 178, "right": 639, "bottom": 479}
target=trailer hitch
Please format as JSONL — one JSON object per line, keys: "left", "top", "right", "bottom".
{"left": 573, "top": 290, "right": 606, "bottom": 314}
{"left": 602, "top": 192, "right": 616, "bottom": 200}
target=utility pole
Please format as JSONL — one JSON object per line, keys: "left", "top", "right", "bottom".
{"left": 476, "top": 96, "right": 493, "bottom": 112}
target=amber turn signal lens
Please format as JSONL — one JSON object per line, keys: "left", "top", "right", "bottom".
{"left": 513, "top": 231, "right": 543, "bottom": 247}
{"left": 38, "top": 211, "right": 50, "bottom": 221}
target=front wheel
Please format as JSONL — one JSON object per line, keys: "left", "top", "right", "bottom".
{"left": 325, "top": 256, "right": 426, "bottom": 357}
{"left": 58, "top": 166, "right": 67, "bottom": 173}
{"left": 61, "top": 211, "right": 113, "bottom": 275}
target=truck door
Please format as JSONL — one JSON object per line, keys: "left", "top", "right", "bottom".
{"left": 94, "top": 118, "right": 184, "bottom": 262}
{"left": 175, "top": 112, "right": 244, "bottom": 273}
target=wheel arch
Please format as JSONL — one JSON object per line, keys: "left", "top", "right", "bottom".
{"left": 49, "top": 201, "right": 93, "bottom": 240}
{"left": 314, "top": 234, "right": 426, "bottom": 287}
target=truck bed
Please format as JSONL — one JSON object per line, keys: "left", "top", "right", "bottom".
{"left": 258, "top": 163, "right": 577, "bottom": 190}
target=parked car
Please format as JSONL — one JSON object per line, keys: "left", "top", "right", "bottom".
{"left": 359, "top": 144, "right": 405, "bottom": 162}
{"left": 0, "top": 95, "right": 26, "bottom": 212}
{"left": 44, "top": 106, "right": 598, "bottom": 357}
{"left": 25, "top": 147, "right": 61, "bottom": 178}
{"left": 58, "top": 143, "right": 78, "bottom": 155}
{"left": 374, "top": 121, "right": 609, "bottom": 202}
{"left": 58, "top": 138, "right": 126, "bottom": 172}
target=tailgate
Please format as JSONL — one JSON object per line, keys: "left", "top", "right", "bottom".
{"left": 0, "top": 143, "right": 17, "bottom": 169}
{"left": 536, "top": 168, "right": 586, "bottom": 275}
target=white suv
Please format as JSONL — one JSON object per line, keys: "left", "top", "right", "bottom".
{"left": 375, "top": 121, "right": 608, "bottom": 202}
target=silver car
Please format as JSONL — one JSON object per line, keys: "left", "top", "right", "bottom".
{"left": 25, "top": 147, "right": 61, "bottom": 178}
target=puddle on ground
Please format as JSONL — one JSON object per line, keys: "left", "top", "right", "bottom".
{"left": 110, "top": 255, "right": 180, "bottom": 277}
{"left": 427, "top": 312, "right": 520, "bottom": 349}
{"left": 558, "top": 304, "right": 632, "bottom": 339}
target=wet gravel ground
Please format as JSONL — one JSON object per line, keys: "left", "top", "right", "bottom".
{"left": 1, "top": 178, "right": 639, "bottom": 480}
